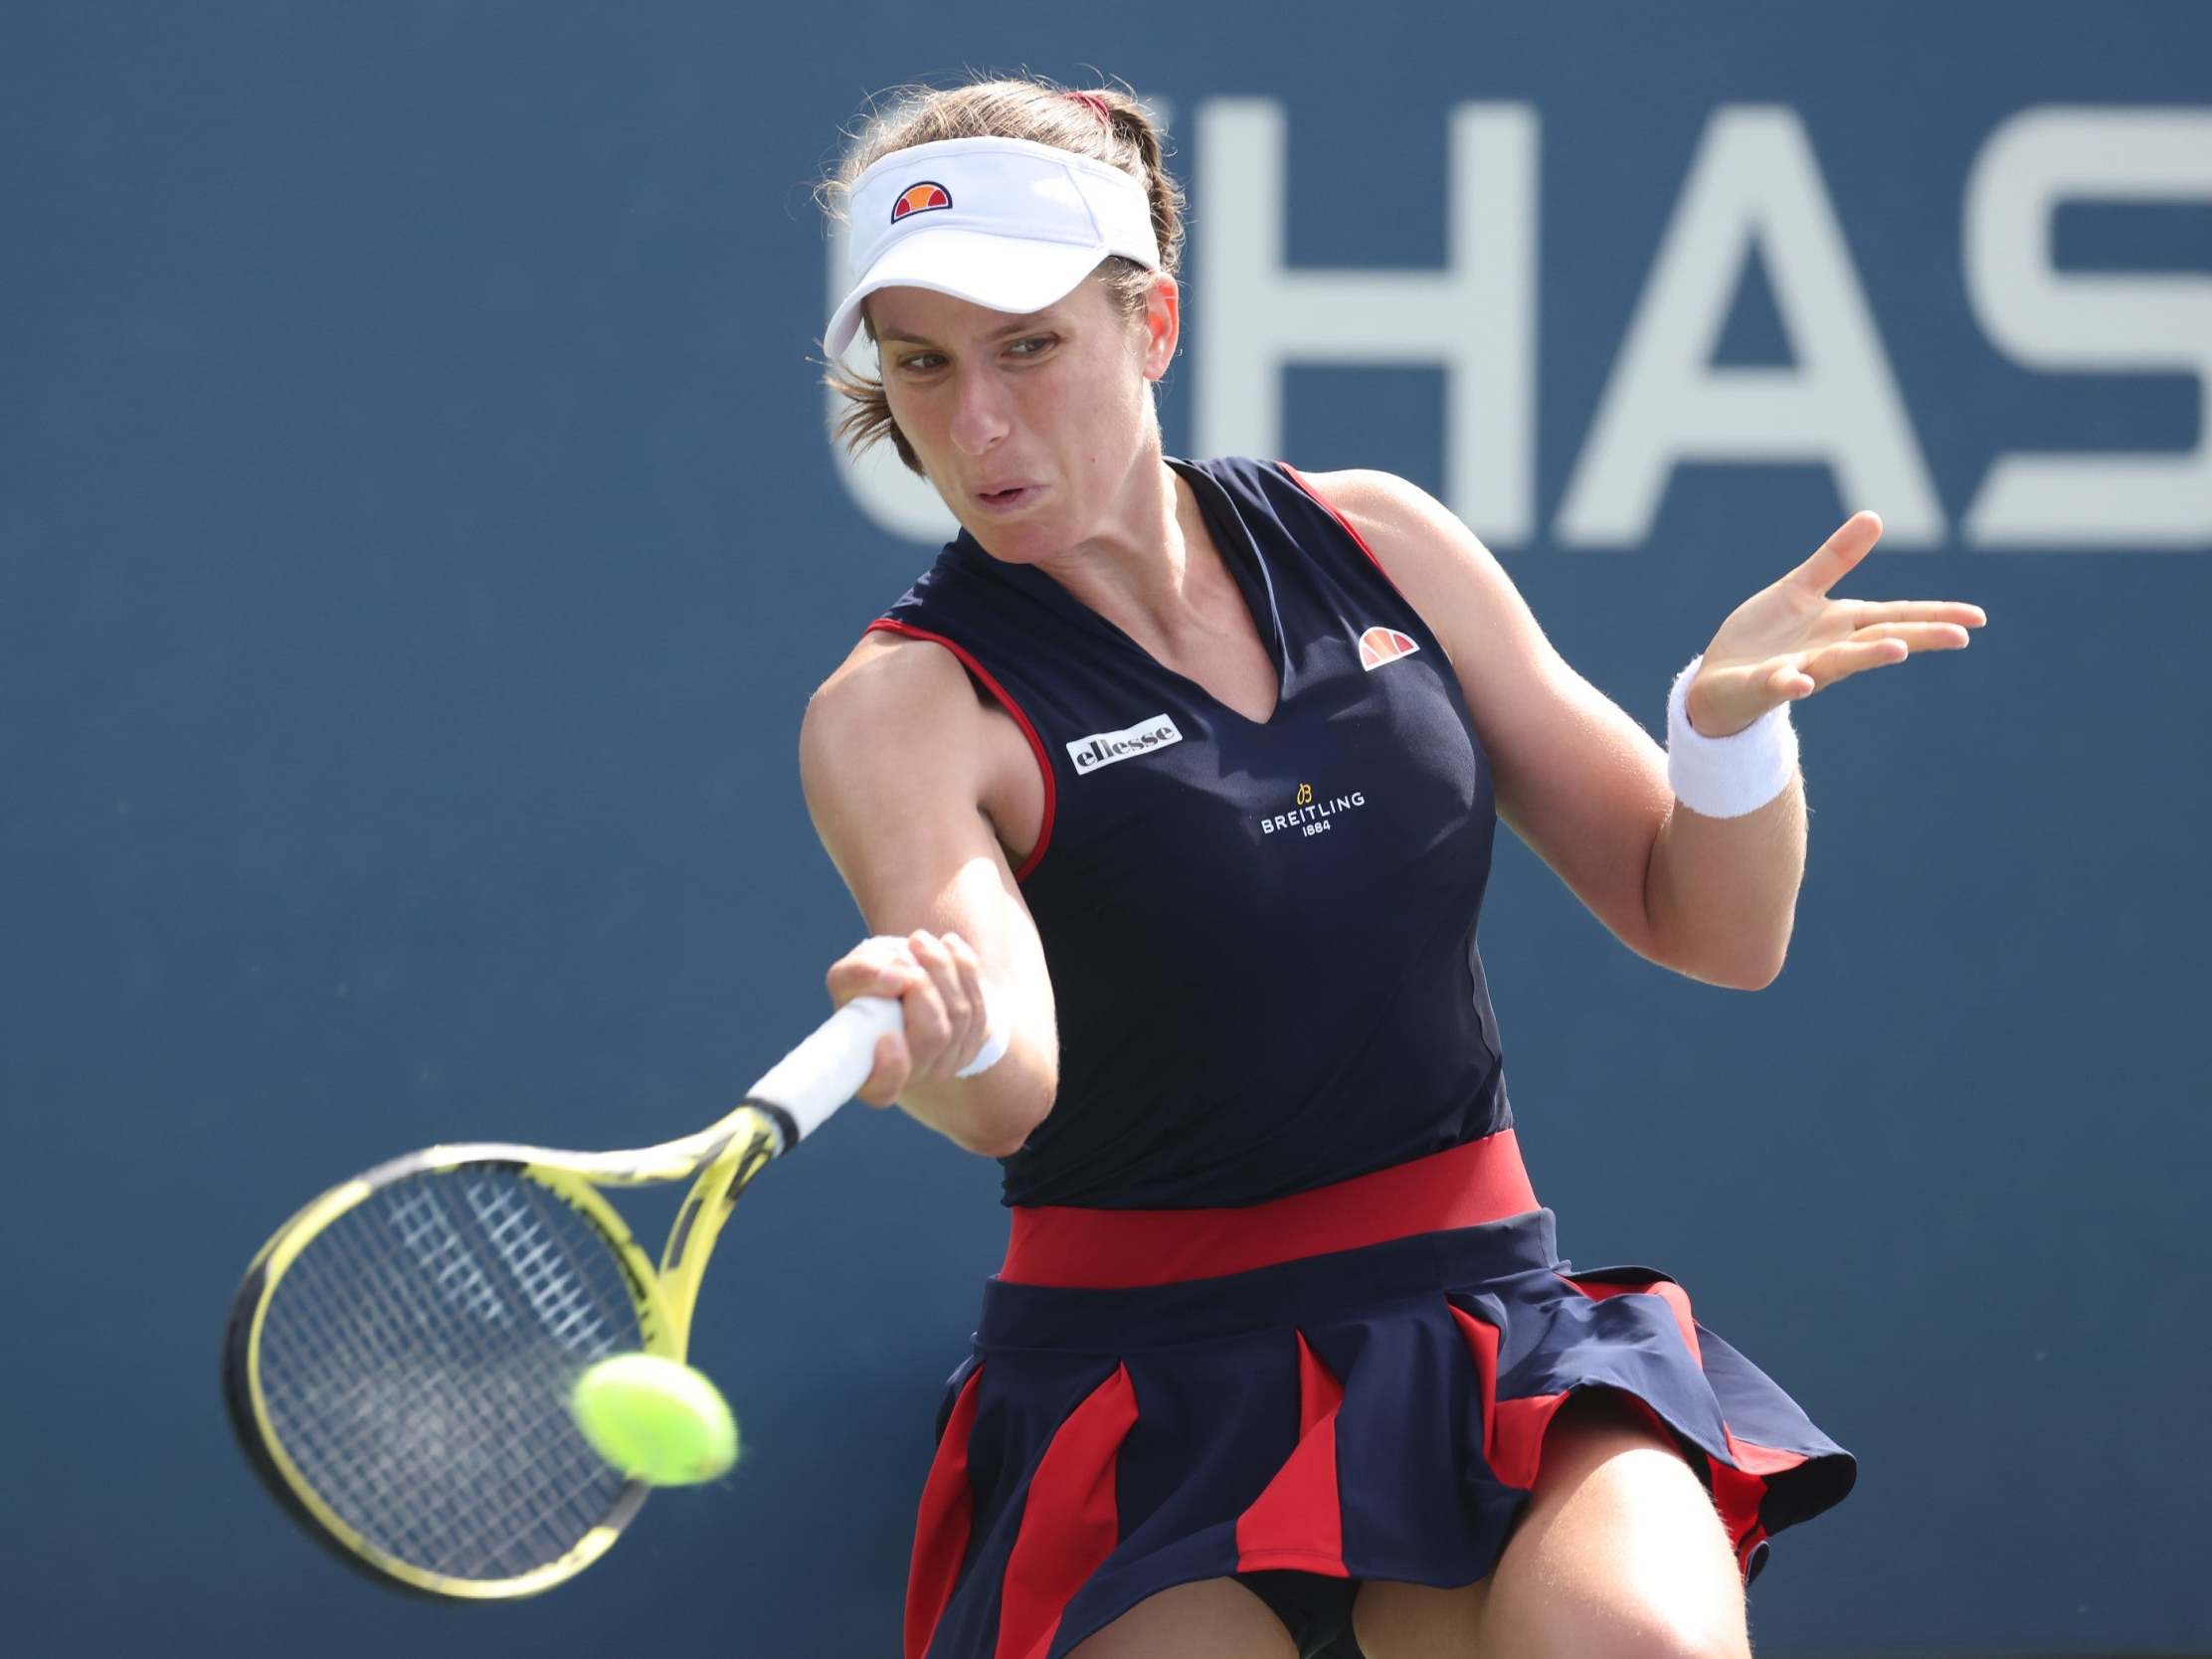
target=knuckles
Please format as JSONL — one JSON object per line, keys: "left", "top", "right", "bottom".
{"left": 830, "top": 931, "right": 983, "bottom": 1087}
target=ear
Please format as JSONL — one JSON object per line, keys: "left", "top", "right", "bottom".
{"left": 1139, "top": 275, "right": 1181, "bottom": 382}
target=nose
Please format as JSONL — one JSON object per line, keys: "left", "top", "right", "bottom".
{"left": 947, "top": 366, "right": 1012, "bottom": 457}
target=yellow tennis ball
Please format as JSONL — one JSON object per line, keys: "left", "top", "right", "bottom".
{"left": 570, "top": 1354, "right": 740, "bottom": 1485}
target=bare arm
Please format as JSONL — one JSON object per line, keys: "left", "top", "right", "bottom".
{"left": 799, "top": 633, "right": 1058, "bottom": 1156}
{"left": 1645, "top": 778, "right": 1805, "bottom": 991}
{"left": 1644, "top": 507, "right": 1979, "bottom": 988}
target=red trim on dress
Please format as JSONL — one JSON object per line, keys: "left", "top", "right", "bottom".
{"left": 1724, "top": 1425, "right": 1810, "bottom": 1479}
{"left": 1440, "top": 1355, "right": 1765, "bottom": 1572}
{"left": 1276, "top": 461, "right": 1414, "bottom": 607}
{"left": 1708, "top": 1455, "right": 1776, "bottom": 1576}
{"left": 1450, "top": 1302, "right": 1560, "bottom": 1491}
{"left": 865, "top": 618, "right": 1056, "bottom": 882}
{"left": 994, "top": 1365, "right": 1141, "bottom": 1659}
{"left": 1000, "top": 1130, "right": 1540, "bottom": 1289}
{"left": 1549, "top": 1274, "right": 1804, "bottom": 1581}
{"left": 904, "top": 1365, "right": 987, "bottom": 1659}
{"left": 1713, "top": 1425, "right": 1805, "bottom": 1575}
{"left": 1234, "top": 1333, "right": 1351, "bottom": 1576}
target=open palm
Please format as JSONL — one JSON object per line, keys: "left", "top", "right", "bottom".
{"left": 1689, "top": 511, "right": 1988, "bottom": 737}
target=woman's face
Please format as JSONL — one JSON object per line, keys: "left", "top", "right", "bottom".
{"left": 868, "top": 272, "right": 1179, "bottom": 560}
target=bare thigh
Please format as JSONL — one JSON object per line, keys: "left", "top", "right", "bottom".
{"left": 1352, "top": 1388, "right": 1752, "bottom": 1659}
{"left": 1064, "top": 1576, "right": 1299, "bottom": 1659}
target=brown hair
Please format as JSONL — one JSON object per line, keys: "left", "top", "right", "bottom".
{"left": 815, "top": 75, "right": 1189, "bottom": 476}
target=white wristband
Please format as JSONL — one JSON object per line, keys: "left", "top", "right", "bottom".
{"left": 1666, "top": 655, "right": 1799, "bottom": 819}
{"left": 953, "top": 976, "right": 1010, "bottom": 1079}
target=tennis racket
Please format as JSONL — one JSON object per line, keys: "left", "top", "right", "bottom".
{"left": 221, "top": 993, "right": 905, "bottom": 1600}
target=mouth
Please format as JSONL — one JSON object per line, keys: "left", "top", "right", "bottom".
{"left": 974, "top": 483, "right": 1042, "bottom": 512}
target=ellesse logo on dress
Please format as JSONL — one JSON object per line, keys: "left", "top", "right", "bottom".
{"left": 1067, "top": 714, "right": 1185, "bottom": 775}
{"left": 1359, "top": 626, "right": 1420, "bottom": 670}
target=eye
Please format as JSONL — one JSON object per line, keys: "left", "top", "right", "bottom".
{"left": 897, "top": 352, "right": 944, "bottom": 373}
{"left": 1008, "top": 335, "right": 1056, "bottom": 358}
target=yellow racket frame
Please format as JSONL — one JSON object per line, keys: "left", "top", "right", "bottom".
{"left": 225, "top": 1104, "right": 788, "bottom": 1598}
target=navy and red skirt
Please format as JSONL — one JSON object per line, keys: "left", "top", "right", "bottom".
{"left": 903, "top": 1131, "right": 1856, "bottom": 1659}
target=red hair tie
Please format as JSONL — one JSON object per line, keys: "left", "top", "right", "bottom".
{"left": 1066, "top": 91, "right": 1113, "bottom": 126}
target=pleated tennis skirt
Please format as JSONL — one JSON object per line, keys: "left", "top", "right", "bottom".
{"left": 903, "top": 1129, "right": 1856, "bottom": 1659}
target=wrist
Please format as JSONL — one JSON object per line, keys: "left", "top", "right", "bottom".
{"left": 1667, "top": 655, "right": 1799, "bottom": 819}
{"left": 953, "top": 976, "right": 1010, "bottom": 1079}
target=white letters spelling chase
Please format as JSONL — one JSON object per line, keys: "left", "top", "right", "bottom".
{"left": 1067, "top": 714, "right": 1186, "bottom": 775}
{"left": 837, "top": 102, "right": 2212, "bottom": 551}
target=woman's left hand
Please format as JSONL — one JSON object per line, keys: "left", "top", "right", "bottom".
{"left": 1688, "top": 510, "right": 1989, "bottom": 737}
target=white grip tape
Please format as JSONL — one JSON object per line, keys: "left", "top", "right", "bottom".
{"left": 747, "top": 995, "right": 905, "bottom": 1145}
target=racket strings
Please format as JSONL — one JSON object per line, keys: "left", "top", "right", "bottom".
{"left": 256, "top": 1167, "right": 647, "bottom": 1582}
{"left": 271, "top": 1178, "right": 628, "bottom": 1577}
{"left": 267, "top": 1226, "right": 595, "bottom": 1578}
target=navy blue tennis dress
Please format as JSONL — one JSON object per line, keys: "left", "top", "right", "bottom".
{"left": 865, "top": 456, "right": 1854, "bottom": 1659}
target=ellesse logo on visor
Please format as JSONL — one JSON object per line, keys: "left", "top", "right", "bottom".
{"left": 1066, "top": 714, "right": 1184, "bottom": 775}
{"left": 891, "top": 182, "right": 953, "bottom": 221}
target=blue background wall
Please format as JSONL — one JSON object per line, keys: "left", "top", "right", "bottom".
{"left": 5, "top": 3, "right": 2207, "bottom": 1653}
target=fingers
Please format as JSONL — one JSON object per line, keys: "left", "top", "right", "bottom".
{"left": 938, "top": 931, "right": 989, "bottom": 1073}
{"left": 861, "top": 1030, "right": 908, "bottom": 1109}
{"left": 1797, "top": 510, "right": 1885, "bottom": 593}
{"left": 1855, "top": 600, "right": 1988, "bottom": 632}
{"left": 1852, "top": 620, "right": 1976, "bottom": 652}
{"left": 901, "top": 930, "right": 987, "bottom": 1085}
{"left": 826, "top": 930, "right": 985, "bottom": 1107}
{"left": 825, "top": 936, "right": 915, "bottom": 1105}
{"left": 1793, "top": 629, "right": 1953, "bottom": 694}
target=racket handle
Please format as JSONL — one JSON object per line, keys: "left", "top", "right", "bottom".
{"left": 746, "top": 995, "right": 906, "bottom": 1148}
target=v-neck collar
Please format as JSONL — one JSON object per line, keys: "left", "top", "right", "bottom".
{"left": 954, "top": 456, "right": 1290, "bottom": 730}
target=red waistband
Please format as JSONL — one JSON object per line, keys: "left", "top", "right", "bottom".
{"left": 999, "top": 1129, "right": 1539, "bottom": 1289}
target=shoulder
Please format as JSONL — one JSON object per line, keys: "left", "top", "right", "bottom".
{"left": 1182, "top": 457, "right": 1444, "bottom": 560}
{"left": 803, "top": 626, "right": 989, "bottom": 774}
{"left": 1273, "top": 467, "right": 1575, "bottom": 796}
{"left": 1275, "top": 468, "right": 1523, "bottom": 662}
{"left": 1279, "top": 466, "right": 1456, "bottom": 553}
{"left": 802, "top": 624, "right": 1045, "bottom": 860}
{"left": 801, "top": 622, "right": 1057, "bottom": 933}
{"left": 800, "top": 629, "right": 987, "bottom": 864}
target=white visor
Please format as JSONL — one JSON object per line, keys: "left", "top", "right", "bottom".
{"left": 825, "top": 135, "right": 1161, "bottom": 359}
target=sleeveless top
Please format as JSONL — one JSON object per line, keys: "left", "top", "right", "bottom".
{"left": 865, "top": 455, "right": 1510, "bottom": 1208}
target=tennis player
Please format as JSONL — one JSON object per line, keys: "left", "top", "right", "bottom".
{"left": 802, "top": 76, "right": 1980, "bottom": 1659}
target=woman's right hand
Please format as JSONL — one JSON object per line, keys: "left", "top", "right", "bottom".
{"left": 826, "top": 930, "right": 992, "bottom": 1107}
